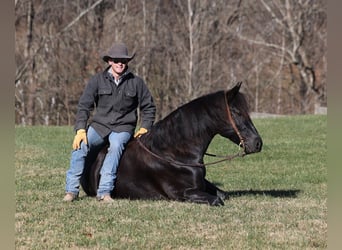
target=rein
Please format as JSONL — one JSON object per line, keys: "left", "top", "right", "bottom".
{"left": 136, "top": 90, "right": 246, "bottom": 167}
{"left": 136, "top": 138, "right": 243, "bottom": 167}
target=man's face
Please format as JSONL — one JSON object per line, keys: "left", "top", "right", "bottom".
{"left": 109, "top": 58, "right": 128, "bottom": 76}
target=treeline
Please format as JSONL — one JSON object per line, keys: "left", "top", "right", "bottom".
{"left": 15, "top": 0, "right": 327, "bottom": 126}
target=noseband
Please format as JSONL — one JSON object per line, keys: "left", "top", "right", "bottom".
{"left": 136, "top": 90, "right": 246, "bottom": 167}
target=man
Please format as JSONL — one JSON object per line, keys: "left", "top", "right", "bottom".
{"left": 63, "top": 42, "right": 156, "bottom": 202}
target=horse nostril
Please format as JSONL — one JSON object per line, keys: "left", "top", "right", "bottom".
{"left": 255, "top": 137, "right": 263, "bottom": 151}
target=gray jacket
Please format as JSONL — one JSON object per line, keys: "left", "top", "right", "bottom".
{"left": 74, "top": 66, "right": 156, "bottom": 138}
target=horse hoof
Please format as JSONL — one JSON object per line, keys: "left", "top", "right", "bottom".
{"left": 217, "top": 191, "right": 229, "bottom": 201}
{"left": 211, "top": 197, "right": 225, "bottom": 206}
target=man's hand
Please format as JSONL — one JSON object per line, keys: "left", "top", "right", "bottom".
{"left": 72, "top": 129, "right": 87, "bottom": 150}
{"left": 134, "top": 128, "right": 148, "bottom": 138}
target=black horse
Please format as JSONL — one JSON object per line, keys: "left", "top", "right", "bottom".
{"left": 80, "top": 82, "right": 262, "bottom": 206}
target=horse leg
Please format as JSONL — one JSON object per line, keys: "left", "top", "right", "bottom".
{"left": 204, "top": 179, "right": 229, "bottom": 201}
{"left": 183, "top": 189, "right": 224, "bottom": 206}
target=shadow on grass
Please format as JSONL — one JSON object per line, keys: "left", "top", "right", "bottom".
{"left": 226, "top": 189, "right": 301, "bottom": 198}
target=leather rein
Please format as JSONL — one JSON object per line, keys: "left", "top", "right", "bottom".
{"left": 136, "top": 91, "right": 246, "bottom": 167}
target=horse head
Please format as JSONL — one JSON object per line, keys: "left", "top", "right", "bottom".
{"left": 219, "top": 82, "right": 263, "bottom": 155}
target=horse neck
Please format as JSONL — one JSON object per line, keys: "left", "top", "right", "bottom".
{"left": 146, "top": 126, "right": 215, "bottom": 164}
{"left": 144, "top": 98, "right": 224, "bottom": 163}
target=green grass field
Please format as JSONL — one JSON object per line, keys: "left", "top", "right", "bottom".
{"left": 15, "top": 115, "right": 327, "bottom": 249}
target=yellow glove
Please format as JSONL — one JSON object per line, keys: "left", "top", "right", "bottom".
{"left": 134, "top": 128, "right": 148, "bottom": 138}
{"left": 72, "top": 129, "right": 87, "bottom": 150}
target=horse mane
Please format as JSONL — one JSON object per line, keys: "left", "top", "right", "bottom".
{"left": 141, "top": 89, "right": 250, "bottom": 154}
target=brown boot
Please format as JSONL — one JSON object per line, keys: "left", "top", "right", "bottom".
{"left": 63, "top": 193, "right": 77, "bottom": 202}
{"left": 97, "top": 194, "right": 114, "bottom": 203}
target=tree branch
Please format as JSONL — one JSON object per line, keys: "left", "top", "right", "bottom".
{"left": 58, "top": 0, "right": 104, "bottom": 34}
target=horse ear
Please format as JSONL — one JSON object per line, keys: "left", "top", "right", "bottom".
{"left": 227, "top": 81, "right": 242, "bottom": 99}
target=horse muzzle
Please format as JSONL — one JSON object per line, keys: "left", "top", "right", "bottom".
{"left": 243, "top": 136, "right": 263, "bottom": 154}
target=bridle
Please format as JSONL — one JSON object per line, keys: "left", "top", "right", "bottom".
{"left": 136, "top": 91, "right": 246, "bottom": 167}
{"left": 223, "top": 91, "right": 246, "bottom": 152}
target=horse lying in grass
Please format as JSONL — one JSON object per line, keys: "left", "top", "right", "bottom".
{"left": 80, "top": 82, "right": 262, "bottom": 206}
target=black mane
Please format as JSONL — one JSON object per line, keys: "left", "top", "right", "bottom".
{"left": 143, "top": 91, "right": 222, "bottom": 143}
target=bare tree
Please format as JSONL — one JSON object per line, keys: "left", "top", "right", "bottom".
{"left": 228, "top": 0, "right": 327, "bottom": 113}
{"left": 16, "top": 0, "right": 108, "bottom": 125}
{"left": 15, "top": 0, "right": 327, "bottom": 125}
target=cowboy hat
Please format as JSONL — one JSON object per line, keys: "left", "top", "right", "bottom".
{"left": 102, "top": 43, "right": 135, "bottom": 63}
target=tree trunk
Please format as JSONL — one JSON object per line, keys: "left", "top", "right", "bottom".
{"left": 25, "top": 0, "right": 36, "bottom": 126}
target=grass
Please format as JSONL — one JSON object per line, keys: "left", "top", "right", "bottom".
{"left": 15, "top": 115, "right": 327, "bottom": 249}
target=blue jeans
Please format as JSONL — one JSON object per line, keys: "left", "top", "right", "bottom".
{"left": 65, "top": 126, "right": 131, "bottom": 197}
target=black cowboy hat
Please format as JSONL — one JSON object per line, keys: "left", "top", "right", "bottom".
{"left": 102, "top": 43, "right": 135, "bottom": 63}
